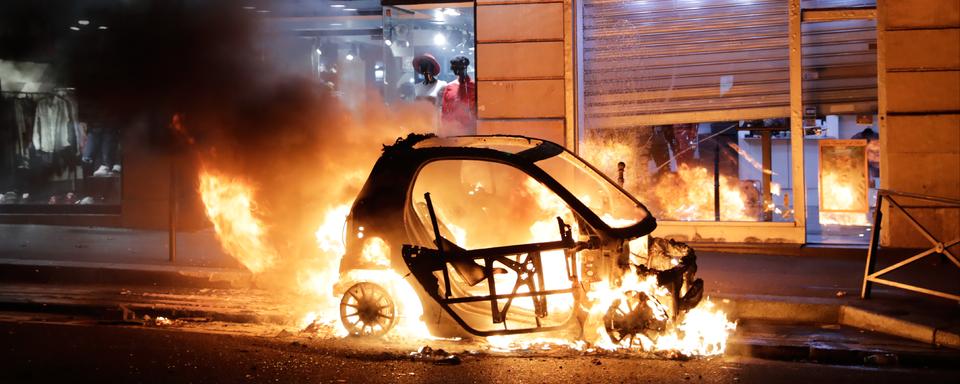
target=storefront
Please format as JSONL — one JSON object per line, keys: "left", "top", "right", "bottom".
{"left": 4, "top": 0, "right": 953, "bottom": 249}
{"left": 1, "top": 5, "right": 123, "bottom": 226}
{"left": 573, "top": 0, "right": 879, "bottom": 245}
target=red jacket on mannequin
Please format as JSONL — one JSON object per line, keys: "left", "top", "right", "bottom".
{"left": 441, "top": 56, "right": 476, "bottom": 136}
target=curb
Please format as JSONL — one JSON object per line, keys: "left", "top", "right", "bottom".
{"left": 840, "top": 305, "right": 960, "bottom": 350}
{"left": 716, "top": 294, "right": 960, "bottom": 349}
{"left": 725, "top": 336, "right": 960, "bottom": 369}
{"left": 0, "top": 258, "right": 252, "bottom": 289}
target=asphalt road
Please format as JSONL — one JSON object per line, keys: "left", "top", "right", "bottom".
{"left": 1, "top": 321, "right": 957, "bottom": 384}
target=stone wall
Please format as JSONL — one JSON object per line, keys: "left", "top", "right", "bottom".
{"left": 878, "top": 0, "right": 960, "bottom": 247}
{"left": 475, "top": 0, "right": 573, "bottom": 147}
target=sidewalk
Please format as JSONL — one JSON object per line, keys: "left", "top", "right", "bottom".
{"left": 0, "top": 224, "right": 240, "bottom": 268}
{"left": 0, "top": 224, "right": 249, "bottom": 288}
{"left": 697, "top": 250, "right": 959, "bottom": 347}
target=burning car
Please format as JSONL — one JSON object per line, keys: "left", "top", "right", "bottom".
{"left": 335, "top": 134, "right": 705, "bottom": 346}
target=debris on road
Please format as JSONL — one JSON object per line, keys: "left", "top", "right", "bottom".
{"left": 410, "top": 345, "right": 462, "bottom": 365}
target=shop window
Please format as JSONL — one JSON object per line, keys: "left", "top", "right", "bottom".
{"left": 383, "top": 4, "right": 476, "bottom": 135}
{"left": 804, "top": 114, "right": 878, "bottom": 244}
{"left": 580, "top": 120, "right": 794, "bottom": 223}
{"left": 1, "top": 85, "right": 121, "bottom": 212}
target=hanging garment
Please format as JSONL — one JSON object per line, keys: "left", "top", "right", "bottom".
{"left": 33, "top": 96, "right": 76, "bottom": 153}
{"left": 0, "top": 99, "right": 15, "bottom": 177}
{"left": 14, "top": 98, "right": 36, "bottom": 165}
{"left": 440, "top": 76, "right": 476, "bottom": 136}
{"left": 32, "top": 95, "right": 75, "bottom": 153}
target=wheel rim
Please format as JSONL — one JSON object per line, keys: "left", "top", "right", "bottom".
{"left": 340, "top": 282, "right": 397, "bottom": 337}
{"left": 604, "top": 291, "right": 657, "bottom": 347}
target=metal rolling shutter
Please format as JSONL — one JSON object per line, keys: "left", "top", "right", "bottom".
{"left": 581, "top": 0, "right": 877, "bottom": 129}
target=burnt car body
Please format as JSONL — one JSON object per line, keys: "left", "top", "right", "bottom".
{"left": 336, "top": 134, "right": 701, "bottom": 339}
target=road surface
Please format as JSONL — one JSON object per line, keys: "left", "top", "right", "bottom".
{"left": 1, "top": 319, "right": 957, "bottom": 384}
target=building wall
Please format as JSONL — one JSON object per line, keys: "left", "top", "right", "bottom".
{"left": 475, "top": 0, "right": 572, "bottom": 147}
{"left": 878, "top": 0, "right": 960, "bottom": 247}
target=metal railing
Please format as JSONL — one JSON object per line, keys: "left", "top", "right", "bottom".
{"left": 861, "top": 189, "right": 960, "bottom": 302}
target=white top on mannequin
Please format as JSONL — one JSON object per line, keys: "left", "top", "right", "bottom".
{"left": 414, "top": 79, "right": 447, "bottom": 106}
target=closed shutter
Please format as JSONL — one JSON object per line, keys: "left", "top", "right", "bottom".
{"left": 581, "top": 0, "right": 876, "bottom": 129}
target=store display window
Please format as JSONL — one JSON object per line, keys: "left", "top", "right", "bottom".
{"left": 580, "top": 120, "right": 795, "bottom": 223}
{"left": 382, "top": 3, "right": 476, "bottom": 135}
{"left": 1, "top": 69, "right": 122, "bottom": 213}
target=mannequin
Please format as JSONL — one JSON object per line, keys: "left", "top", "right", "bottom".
{"left": 440, "top": 56, "right": 476, "bottom": 136}
{"left": 412, "top": 53, "right": 446, "bottom": 107}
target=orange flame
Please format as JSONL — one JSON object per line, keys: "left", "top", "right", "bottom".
{"left": 653, "top": 164, "right": 757, "bottom": 222}
{"left": 198, "top": 136, "right": 734, "bottom": 355}
{"left": 819, "top": 171, "right": 870, "bottom": 226}
{"left": 198, "top": 170, "right": 277, "bottom": 273}
{"left": 486, "top": 178, "right": 737, "bottom": 356}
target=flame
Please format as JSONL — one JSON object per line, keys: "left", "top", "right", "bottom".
{"left": 482, "top": 178, "right": 736, "bottom": 357}
{"left": 198, "top": 170, "right": 278, "bottom": 273}
{"left": 819, "top": 171, "right": 870, "bottom": 226}
{"left": 653, "top": 164, "right": 757, "bottom": 222}
{"left": 198, "top": 136, "right": 734, "bottom": 356}
{"left": 299, "top": 207, "right": 434, "bottom": 340}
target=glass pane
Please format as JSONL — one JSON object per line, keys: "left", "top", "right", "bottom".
{"left": 580, "top": 120, "right": 795, "bottom": 222}
{"left": 804, "top": 115, "right": 878, "bottom": 244}
{"left": 383, "top": 4, "right": 476, "bottom": 135}
{"left": 1, "top": 74, "right": 122, "bottom": 209}
{"left": 800, "top": 17, "right": 877, "bottom": 244}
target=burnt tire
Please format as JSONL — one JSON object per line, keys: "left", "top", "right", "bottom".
{"left": 604, "top": 291, "right": 665, "bottom": 347}
{"left": 340, "top": 282, "right": 397, "bottom": 337}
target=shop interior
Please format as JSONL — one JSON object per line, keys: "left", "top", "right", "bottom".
{"left": 275, "top": 1, "right": 477, "bottom": 134}
{"left": 2, "top": 56, "right": 122, "bottom": 212}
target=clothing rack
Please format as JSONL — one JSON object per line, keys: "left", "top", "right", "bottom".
{"left": 0, "top": 91, "right": 54, "bottom": 99}
{"left": 0, "top": 90, "right": 82, "bottom": 192}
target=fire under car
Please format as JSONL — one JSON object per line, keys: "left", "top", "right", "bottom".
{"left": 335, "top": 134, "right": 703, "bottom": 343}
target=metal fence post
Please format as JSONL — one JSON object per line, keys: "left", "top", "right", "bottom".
{"left": 861, "top": 193, "right": 883, "bottom": 299}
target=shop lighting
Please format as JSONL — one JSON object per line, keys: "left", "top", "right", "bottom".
{"left": 316, "top": 48, "right": 322, "bottom": 55}
{"left": 384, "top": 39, "right": 393, "bottom": 46}
{"left": 331, "top": 4, "right": 345, "bottom": 8}
{"left": 433, "top": 33, "right": 447, "bottom": 46}
{"left": 331, "top": 23, "right": 343, "bottom": 26}
{"left": 98, "top": 26, "right": 108, "bottom": 30}
{"left": 343, "top": 8, "right": 357, "bottom": 11}
{"left": 78, "top": 20, "right": 90, "bottom": 25}
{"left": 69, "top": 26, "right": 80, "bottom": 31}
{"left": 257, "top": 9, "right": 270, "bottom": 13}
{"left": 243, "top": 6, "right": 256, "bottom": 10}
{"left": 346, "top": 54, "right": 355, "bottom": 61}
